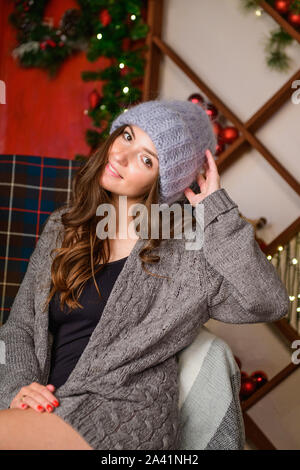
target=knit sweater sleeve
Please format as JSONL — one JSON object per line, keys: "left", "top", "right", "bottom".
{"left": 195, "top": 188, "right": 290, "bottom": 324}
{"left": 0, "top": 210, "right": 60, "bottom": 409}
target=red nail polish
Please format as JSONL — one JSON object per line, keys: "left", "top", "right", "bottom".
{"left": 46, "top": 404, "right": 53, "bottom": 412}
{"left": 52, "top": 400, "right": 59, "bottom": 407}
{"left": 21, "top": 403, "right": 27, "bottom": 409}
{"left": 37, "top": 405, "right": 44, "bottom": 411}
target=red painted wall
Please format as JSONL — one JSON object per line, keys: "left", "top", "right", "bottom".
{"left": 0, "top": 0, "right": 112, "bottom": 160}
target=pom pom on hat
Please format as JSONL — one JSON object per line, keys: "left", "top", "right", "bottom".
{"left": 109, "top": 99, "right": 217, "bottom": 205}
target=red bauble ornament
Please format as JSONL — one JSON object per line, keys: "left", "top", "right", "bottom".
{"left": 274, "top": 0, "right": 291, "bottom": 14}
{"left": 122, "top": 37, "right": 131, "bottom": 51}
{"left": 40, "top": 41, "right": 47, "bottom": 50}
{"left": 120, "top": 65, "right": 131, "bottom": 77}
{"left": 215, "top": 140, "right": 225, "bottom": 156}
{"left": 213, "top": 121, "right": 223, "bottom": 138}
{"left": 220, "top": 126, "right": 239, "bottom": 144}
{"left": 240, "top": 371, "right": 248, "bottom": 380}
{"left": 205, "top": 103, "right": 218, "bottom": 121}
{"left": 100, "top": 9, "right": 112, "bottom": 27}
{"left": 234, "top": 356, "right": 242, "bottom": 370}
{"left": 288, "top": 12, "right": 300, "bottom": 27}
{"left": 187, "top": 93, "right": 205, "bottom": 107}
{"left": 89, "top": 89, "right": 101, "bottom": 109}
{"left": 46, "top": 39, "right": 56, "bottom": 48}
{"left": 250, "top": 370, "right": 268, "bottom": 390}
{"left": 240, "top": 377, "right": 257, "bottom": 400}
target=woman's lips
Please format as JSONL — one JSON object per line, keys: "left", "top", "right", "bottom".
{"left": 105, "top": 163, "right": 123, "bottom": 178}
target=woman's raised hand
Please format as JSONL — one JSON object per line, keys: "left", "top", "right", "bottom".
{"left": 184, "top": 149, "right": 221, "bottom": 207}
{"left": 9, "top": 382, "right": 60, "bottom": 413}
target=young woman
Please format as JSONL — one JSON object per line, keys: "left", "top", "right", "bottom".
{"left": 0, "top": 99, "right": 289, "bottom": 450}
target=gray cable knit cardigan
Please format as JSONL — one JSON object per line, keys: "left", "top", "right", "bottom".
{"left": 0, "top": 188, "right": 289, "bottom": 450}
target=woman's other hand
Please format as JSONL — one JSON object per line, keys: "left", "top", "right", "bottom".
{"left": 184, "top": 149, "right": 221, "bottom": 206}
{"left": 9, "top": 382, "right": 60, "bottom": 413}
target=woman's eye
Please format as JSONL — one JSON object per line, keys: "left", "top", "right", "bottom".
{"left": 123, "top": 130, "right": 132, "bottom": 141}
{"left": 142, "top": 156, "right": 153, "bottom": 168}
{"left": 123, "top": 130, "right": 153, "bottom": 168}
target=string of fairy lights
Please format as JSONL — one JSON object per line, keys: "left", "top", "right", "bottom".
{"left": 267, "top": 231, "right": 300, "bottom": 332}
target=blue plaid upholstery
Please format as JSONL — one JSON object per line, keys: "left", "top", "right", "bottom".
{"left": 0, "top": 155, "right": 82, "bottom": 325}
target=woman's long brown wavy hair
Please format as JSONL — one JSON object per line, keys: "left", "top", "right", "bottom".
{"left": 43, "top": 123, "right": 196, "bottom": 314}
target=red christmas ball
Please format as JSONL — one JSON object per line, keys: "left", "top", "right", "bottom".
{"left": 240, "top": 376, "right": 257, "bottom": 400}
{"left": 205, "top": 103, "right": 218, "bottom": 121}
{"left": 215, "top": 140, "right": 225, "bottom": 156}
{"left": 187, "top": 93, "right": 205, "bottom": 107}
{"left": 288, "top": 12, "right": 300, "bottom": 27}
{"left": 40, "top": 41, "right": 47, "bottom": 50}
{"left": 46, "top": 39, "right": 56, "bottom": 48}
{"left": 250, "top": 370, "right": 268, "bottom": 390}
{"left": 89, "top": 89, "right": 101, "bottom": 109}
{"left": 120, "top": 65, "right": 131, "bottom": 77}
{"left": 234, "top": 356, "right": 242, "bottom": 370}
{"left": 99, "top": 9, "right": 112, "bottom": 27}
{"left": 220, "top": 126, "right": 239, "bottom": 144}
{"left": 274, "top": 0, "right": 291, "bottom": 14}
{"left": 213, "top": 121, "right": 223, "bottom": 138}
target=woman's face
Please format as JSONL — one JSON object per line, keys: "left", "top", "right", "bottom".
{"left": 100, "top": 124, "right": 159, "bottom": 202}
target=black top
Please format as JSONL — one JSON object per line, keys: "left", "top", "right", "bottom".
{"left": 48, "top": 256, "right": 128, "bottom": 389}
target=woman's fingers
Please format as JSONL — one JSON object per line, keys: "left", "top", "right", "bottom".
{"left": 30, "top": 382, "right": 59, "bottom": 406}
{"left": 184, "top": 148, "right": 221, "bottom": 206}
{"left": 197, "top": 172, "right": 206, "bottom": 188}
{"left": 183, "top": 187, "right": 197, "bottom": 206}
{"left": 206, "top": 149, "right": 218, "bottom": 173}
{"left": 19, "top": 394, "right": 47, "bottom": 413}
{"left": 18, "top": 383, "right": 60, "bottom": 413}
{"left": 19, "top": 402, "right": 28, "bottom": 409}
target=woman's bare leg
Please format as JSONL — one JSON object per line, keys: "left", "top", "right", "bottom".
{"left": 0, "top": 408, "right": 93, "bottom": 450}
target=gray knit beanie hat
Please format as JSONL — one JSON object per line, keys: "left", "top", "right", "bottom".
{"left": 109, "top": 99, "right": 217, "bottom": 205}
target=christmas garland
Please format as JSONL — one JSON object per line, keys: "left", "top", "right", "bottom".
{"left": 9, "top": 0, "right": 149, "bottom": 160}
{"left": 241, "top": 0, "right": 300, "bottom": 71}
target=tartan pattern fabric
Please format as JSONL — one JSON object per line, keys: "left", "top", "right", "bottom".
{"left": 0, "top": 155, "right": 82, "bottom": 325}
